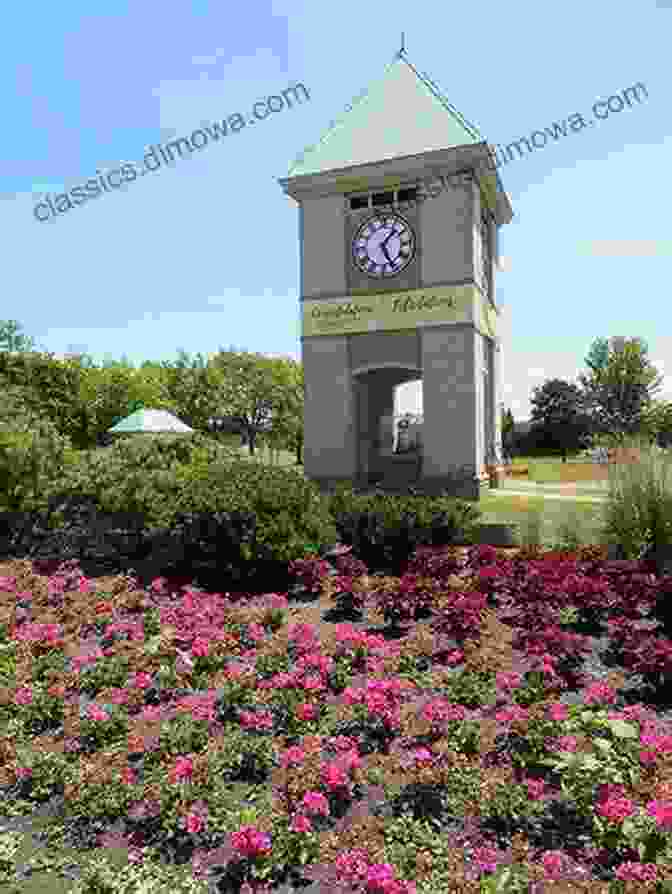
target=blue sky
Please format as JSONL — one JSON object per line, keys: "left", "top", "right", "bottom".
{"left": 4, "top": 0, "right": 671, "bottom": 422}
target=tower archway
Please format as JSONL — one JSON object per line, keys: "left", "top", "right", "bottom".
{"left": 353, "top": 364, "right": 422, "bottom": 487}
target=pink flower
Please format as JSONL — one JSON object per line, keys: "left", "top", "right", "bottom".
{"left": 191, "top": 637, "right": 210, "bottom": 658}
{"left": 120, "top": 768, "right": 136, "bottom": 785}
{"left": 301, "top": 790, "right": 329, "bottom": 815}
{"left": 302, "top": 675, "right": 325, "bottom": 693}
{"left": 496, "top": 671, "right": 523, "bottom": 692}
{"left": 15, "top": 767, "right": 32, "bottom": 780}
{"left": 321, "top": 762, "right": 348, "bottom": 791}
{"left": 614, "top": 861, "right": 659, "bottom": 882}
{"left": 596, "top": 783, "right": 628, "bottom": 803}
{"left": 525, "top": 778, "right": 545, "bottom": 800}
{"left": 14, "top": 687, "right": 33, "bottom": 706}
{"left": 130, "top": 671, "right": 153, "bottom": 689}
{"left": 366, "top": 863, "right": 398, "bottom": 893}
{"left": 280, "top": 746, "right": 306, "bottom": 768}
{"left": 184, "top": 812, "right": 205, "bottom": 835}
{"left": 541, "top": 851, "right": 566, "bottom": 877}
{"left": 547, "top": 702, "right": 569, "bottom": 722}
{"left": 596, "top": 797, "right": 636, "bottom": 824}
{"left": 289, "top": 814, "right": 312, "bottom": 833}
{"left": 246, "top": 623, "right": 266, "bottom": 642}
{"left": 87, "top": 705, "right": 109, "bottom": 722}
{"left": 554, "top": 735, "right": 579, "bottom": 752}
{"left": 295, "top": 702, "right": 317, "bottom": 722}
{"left": 169, "top": 756, "right": 194, "bottom": 784}
{"left": 413, "top": 748, "right": 433, "bottom": 764}
{"left": 583, "top": 681, "right": 617, "bottom": 706}
{"left": 231, "top": 825, "right": 272, "bottom": 859}
{"left": 647, "top": 799, "right": 672, "bottom": 830}
{"left": 470, "top": 846, "right": 499, "bottom": 873}
{"left": 336, "top": 849, "right": 370, "bottom": 880}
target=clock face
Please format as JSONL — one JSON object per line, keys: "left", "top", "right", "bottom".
{"left": 351, "top": 212, "right": 416, "bottom": 278}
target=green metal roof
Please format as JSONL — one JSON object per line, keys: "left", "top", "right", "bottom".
{"left": 107, "top": 409, "right": 194, "bottom": 434}
{"left": 287, "top": 50, "right": 485, "bottom": 179}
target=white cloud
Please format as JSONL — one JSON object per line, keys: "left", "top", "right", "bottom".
{"left": 577, "top": 239, "right": 672, "bottom": 257}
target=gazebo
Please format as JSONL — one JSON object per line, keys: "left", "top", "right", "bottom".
{"left": 106, "top": 408, "right": 195, "bottom": 445}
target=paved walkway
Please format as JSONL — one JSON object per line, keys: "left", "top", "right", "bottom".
{"left": 489, "top": 478, "right": 610, "bottom": 503}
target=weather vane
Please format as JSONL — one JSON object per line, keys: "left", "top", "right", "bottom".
{"left": 400, "top": 32, "right": 406, "bottom": 55}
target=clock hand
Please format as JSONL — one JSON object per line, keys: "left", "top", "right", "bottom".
{"left": 381, "top": 226, "right": 397, "bottom": 262}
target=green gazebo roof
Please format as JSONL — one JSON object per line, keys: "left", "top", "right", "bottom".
{"left": 107, "top": 409, "right": 194, "bottom": 435}
{"left": 287, "top": 50, "right": 486, "bottom": 179}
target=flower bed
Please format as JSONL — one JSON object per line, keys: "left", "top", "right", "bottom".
{"left": 0, "top": 542, "right": 670, "bottom": 892}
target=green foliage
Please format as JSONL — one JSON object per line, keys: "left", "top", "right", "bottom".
{"left": 158, "top": 713, "right": 212, "bottom": 758}
{"left": 0, "top": 640, "right": 17, "bottom": 684}
{"left": 171, "top": 454, "right": 338, "bottom": 563}
{"left": 518, "top": 505, "right": 544, "bottom": 548}
{"left": 201, "top": 722, "right": 278, "bottom": 781}
{"left": 381, "top": 814, "right": 470, "bottom": 890}
{"left": 38, "top": 431, "right": 237, "bottom": 528}
{"left": 67, "top": 851, "right": 211, "bottom": 894}
{"left": 0, "top": 349, "right": 96, "bottom": 451}
{"left": 30, "top": 650, "right": 67, "bottom": 687}
{"left": 551, "top": 507, "right": 588, "bottom": 551}
{"left": 10, "top": 744, "right": 73, "bottom": 805}
{"left": 325, "top": 483, "right": 482, "bottom": 548}
{"left": 76, "top": 655, "right": 131, "bottom": 698}
{"left": 254, "top": 652, "right": 291, "bottom": 680}
{"left": 578, "top": 336, "right": 664, "bottom": 442}
{"left": 501, "top": 406, "right": 515, "bottom": 449}
{"left": 597, "top": 432, "right": 672, "bottom": 558}
{"left": 528, "top": 378, "right": 594, "bottom": 457}
{"left": 0, "top": 384, "right": 76, "bottom": 514}
{"left": 437, "top": 669, "right": 498, "bottom": 708}
{"left": 482, "top": 780, "right": 547, "bottom": 822}
{"left": 78, "top": 703, "right": 129, "bottom": 750}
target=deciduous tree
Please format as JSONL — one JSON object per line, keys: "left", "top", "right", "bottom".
{"left": 578, "top": 337, "right": 663, "bottom": 445}
{"left": 529, "top": 378, "right": 593, "bottom": 461}
{"left": 207, "top": 347, "right": 292, "bottom": 457}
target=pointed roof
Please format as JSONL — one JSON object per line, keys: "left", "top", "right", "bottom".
{"left": 287, "top": 50, "right": 485, "bottom": 179}
{"left": 107, "top": 408, "right": 194, "bottom": 434}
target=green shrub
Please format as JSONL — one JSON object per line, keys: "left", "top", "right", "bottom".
{"left": 597, "top": 432, "right": 672, "bottom": 558}
{"left": 37, "top": 432, "right": 239, "bottom": 528}
{"left": 324, "top": 483, "right": 481, "bottom": 569}
{"left": 166, "top": 453, "right": 339, "bottom": 563}
{"left": 0, "top": 386, "right": 76, "bottom": 515}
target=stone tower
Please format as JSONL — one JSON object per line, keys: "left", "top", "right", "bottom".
{"left": 278, "top": 50, "right": 513, "bottom": 500}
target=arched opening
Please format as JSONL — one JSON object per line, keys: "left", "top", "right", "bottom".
{"left": 353, "top": 366, "right": 422, "bottom": 488}
{"left": 394, "top": 377, "right": 423, "bottom": 454}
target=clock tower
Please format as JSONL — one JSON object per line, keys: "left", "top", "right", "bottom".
{"left": 278, "top": 49, "right": 513, "bottom": 500}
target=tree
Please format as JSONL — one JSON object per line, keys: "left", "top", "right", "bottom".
{"left": 501, "top": 407, "right": 515, "bottom": 454}
{"left": 0, "top": 383, "right": 76, "bottom": 513}
{"left": 156, "top": 349, "right": 229, "bottom": 435}
{"left": 529, "top": 378, "right": 593, "bottom": 461}
{"left": 207, "top": 347, "right": 295, "bottom": 457}
{"left": 0, "top": 350, "right": 97, "bottom": 451}
{"left": 71, "top": 359, "right": 180, "bottom": 448}
{"left": 578, "top": 337, "right": 664, "bottom": 445}
{"left": 260, "top": 356, "right": 304, "bottom": 464}
{"left": 583, "top": 337, "right": 612, "bottom": 377}
{"left": 0, "top": 320, "right": 44, "bottom": 354}
{"left": 639, "top": 399, "right": 672, "bottom": 448}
